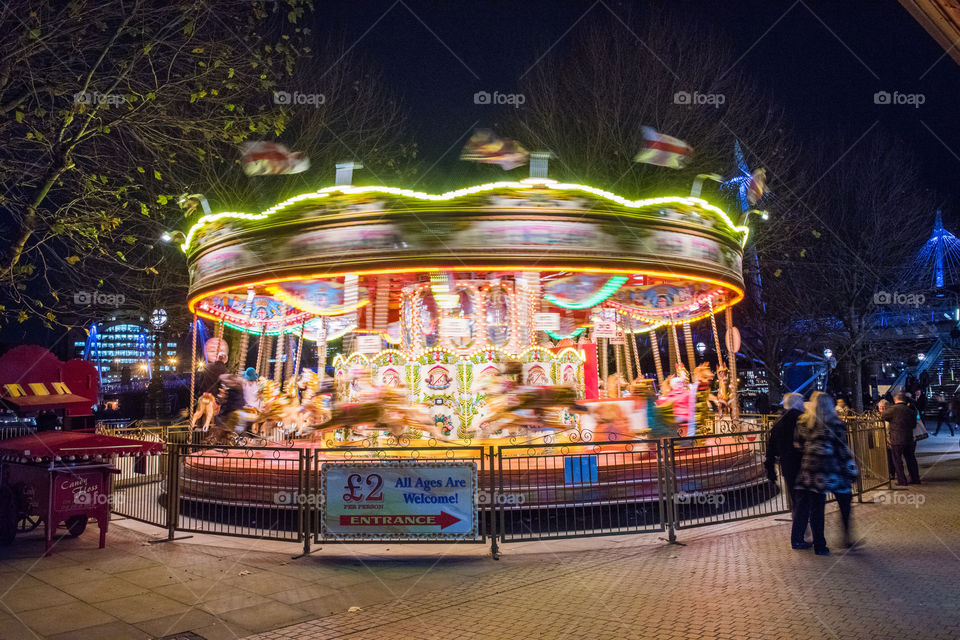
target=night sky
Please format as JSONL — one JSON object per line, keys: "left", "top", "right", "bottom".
{"left": 315, "top": 0, "right": 960, "bottom": 216}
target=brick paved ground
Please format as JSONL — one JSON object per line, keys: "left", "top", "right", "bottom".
{"left": 1, "top": 433, "right": 958, "bottom": 639}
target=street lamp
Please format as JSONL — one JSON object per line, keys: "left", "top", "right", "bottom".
{"left": 823, "top": 348, "right": 833, "bottom": 359}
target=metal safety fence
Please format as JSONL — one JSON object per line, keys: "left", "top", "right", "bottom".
{"left": 494, "top": 439, "right": 666, "bottom": 541}
{"left": 665, "top": 432, "right": 787, "bottom": 531}
{"left": 101, "top": 419, "right": 892, "bottom": 554}
{"left": 845, "top": 421, "right": 891, "bottom": 497}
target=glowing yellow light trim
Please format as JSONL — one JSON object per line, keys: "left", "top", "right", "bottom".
{"left": 181, "top": 177, "right": 749, "bottom": 251}
{"left": 190, "top": 265, "right": 744, "bottom": 328}
{"left": 265, "top": 285, "right": 371, "bottom": 317}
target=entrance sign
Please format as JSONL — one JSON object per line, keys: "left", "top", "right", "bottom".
{"left": 321, "top": 461, "right": 477, "bottom": 540}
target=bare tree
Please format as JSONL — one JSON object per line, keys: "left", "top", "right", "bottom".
{"left": 504, "top": 11, "right": 813, "bottom": 399}
{"left": 796, "top": 132, "right": 936, "bottom": 409}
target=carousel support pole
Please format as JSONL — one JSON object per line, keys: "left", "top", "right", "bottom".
{"left": 650, "top": 328, "right": 665, "bottom": 386}
{"left": 189, "top": 316, "right": 198, "bottom": 419}
{"left": 274, "top": 325, "right": 286, "bottom": 383}
{"left": 236, "top": 329, "right": 250, "bottom": 373}
{"left": 683, "top": 322, "right": 697, "bottom": 373}
{"left": 624, "top": 331, "right": 636, "bottom": 383}
{"left": 668, "top": 324, "right": 680, "bottom": 374}
{"left": 237, "top": 289, "right": 255, "bottom": 372}
{"left": 317, "top": 318, "right": 328, "bottom": 382}
{"left": 284, "top": 333, "right": 295, "bottom": 382}
{"left": 629, "top": 329, "right": 642, "bottom": 380}
{"left": 725, "top": 307, "right": 740, "bottom": 419}
{"left": 599, "top": 337, "right": 609, "bottom": 393}
{"left": 293, "top": 320, "right": 306, "bottom": 380}
{"left": 708, "top": 301, "right": 724, "bottom": 367}
{"left": 615, "top": 339, "right": 627, "bottom": 385}
{"left": 255, "top": 326, "right": 267, "bottom": 375}
{"left": 216, "top": 320, "right": 224, "bottom": 341}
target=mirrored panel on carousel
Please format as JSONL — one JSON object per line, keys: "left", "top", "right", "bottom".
{"left": 484, "top": 283, "right": 512, "bottom": 347}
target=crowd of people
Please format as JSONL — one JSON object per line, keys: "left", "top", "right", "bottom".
{"left": 763, "top": 385, "right": 936, "bottom": 557}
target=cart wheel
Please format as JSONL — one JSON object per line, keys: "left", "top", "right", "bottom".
{"left": 65, "top": 516, "right": 88, "bottom": 537}
{"left": 17, "top": 514, "right": 40, "bottom": 533}
{"left": 0, "top": 486, "right": 17, "bottom": 545}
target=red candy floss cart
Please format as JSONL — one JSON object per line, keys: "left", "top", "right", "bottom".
{"left": 0, "top": 432, "right": 162, "bottom": 554}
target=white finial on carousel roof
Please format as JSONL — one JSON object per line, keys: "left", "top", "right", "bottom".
{"left": 336, "top": 161, "right": 363, "bottom": 186}
{"left": 529, "top": 152, "right": 552, "bottom": 178}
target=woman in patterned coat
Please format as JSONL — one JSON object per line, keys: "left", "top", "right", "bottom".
{"left": 793, "top": 392, "right": 858, "bottom": 556}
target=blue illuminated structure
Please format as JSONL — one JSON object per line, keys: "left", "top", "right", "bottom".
{"left": 910, "top": 210, "right": 960, "bottom": 293}
{"left": 721, "top": 140, "right": 772, "bottom": 212}
{"left": 73, "top": 313, "right": 179, "bottom": 383}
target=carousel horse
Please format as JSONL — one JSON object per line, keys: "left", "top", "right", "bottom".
{"left": 304, "top": 368, "right": 434, "bottom": 442}
{"left": 190, "top": 392, "right": 219, "bottom": 431}
{"left": 478, "top": 373, "right": 583, "bottom": 437}
{"left": 713, "top": 364, "right": 732, "bottom": 416}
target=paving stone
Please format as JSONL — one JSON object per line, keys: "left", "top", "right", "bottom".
{"left": 0, "top": 582, "right": 75, "bottom": 612}
{"left": 15, "top": 600, "right": 117, "bottom": 636}
{"left": 46, "top": 619, "right": 151, "bottom": 640}
{"left": 93, "top": 592, "right": 191, "bottom": 623}
{"left": 217, "top": 601, "right": 313, "bottom": 633}
{"left": 58, "top": 575, "right": 149, "bottom": 603}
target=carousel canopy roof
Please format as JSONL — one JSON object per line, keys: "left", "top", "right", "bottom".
{"left": 183, "top": 178, "right": 748, "bottom": 334}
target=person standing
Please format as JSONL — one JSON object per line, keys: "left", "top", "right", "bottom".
{"left": 951, "top": 394, "right": 960, "bottom": 434}
{"left": 794, "top": 392, "right": 858, "bottom": 556}
{"left": 934, "top": 397, "right": 954, "bottom": 437}
{"left": 764, "top": 393, "right": 808, "bottom": 548}
{"left": 198, "top": 355, "right": 228, "bottom": 397}
{"left": 756, "top": 392, "right": 770, "bottom": 415}
{"left": 881, "top": 392, "right": 921, "bottom": 485}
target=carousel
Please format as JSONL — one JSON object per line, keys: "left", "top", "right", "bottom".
{"left": 176, "top": 166, "right": 766, "bottom": 516}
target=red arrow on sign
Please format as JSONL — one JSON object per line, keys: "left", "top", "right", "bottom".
{"left": 339, "top": 511, "right": 462, "bottom": 530}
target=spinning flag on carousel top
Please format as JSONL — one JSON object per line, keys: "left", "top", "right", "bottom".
{"left": 460, "top": 129, "right": 529, "bottom": 170}
{"left": 746, "top": 167, "right": 768, "bottom": 205}
{"left": 241, "top": 141, "right": 310, "bottom": 176}
{"left": 633, "top": 127, "right": 693, "bottom": 169}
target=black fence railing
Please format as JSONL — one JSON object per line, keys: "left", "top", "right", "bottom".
{"left": 495, "top": 440, "right": 666, "bottom": 541}
{"left": 666, "top": 432, "right": 787, "bottom": 531}
{"left": 102, "top": 420, "right": 892, "bottom": 555}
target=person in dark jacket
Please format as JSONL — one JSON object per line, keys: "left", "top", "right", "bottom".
{"left": 198, "top": 355, "right": 228, "bottom": 397}
{"left": 764, "top": 393, "right": 808, "bottom": 548}
{"left": 794, "top": 392, "right": 858, "bottom": 556}
{"left": 880, "top": 393, "right": 921, "bottom": 485}
{"left": 934, "top": 397, "right": 954, "bottom": 436}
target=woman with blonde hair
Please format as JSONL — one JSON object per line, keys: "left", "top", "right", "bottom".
{"left": 793, "top": 392, "right": 858, "bottom": 555}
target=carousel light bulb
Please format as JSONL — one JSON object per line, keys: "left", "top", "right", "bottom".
{"left": 696, "top": 342, "right": 707, "bottom": 355}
